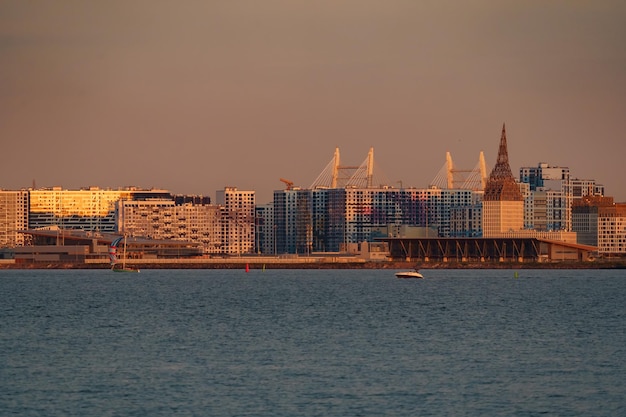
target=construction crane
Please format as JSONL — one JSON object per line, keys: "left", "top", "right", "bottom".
{"left": 279, "top": 178, "right": 294, "bottom": 190}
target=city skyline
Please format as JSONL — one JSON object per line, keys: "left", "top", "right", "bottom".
{"left": 1, "top": 2, "right": 625, "bottom": 204}
{"left": 0, "top": 148, "right": 613, "bottom": 205}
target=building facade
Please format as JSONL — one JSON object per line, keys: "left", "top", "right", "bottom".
{"left": 597, "top": 203, "right": 626, "bottom": 255}
{"left": 482, "top": 125, "right": 525, "bottom": 237}
{"left": 28, "top": 187, "right": 171, "bottom": 232}
{"left": 571, "top": 178, "right": 604, "bottom": 199}
{"left": 572, "top": 195, "right": 614, "bottom": 247}
{"left": 519, "top": 163, "right": 572, "bottom": 231}
{"left": 255, "top": 203, "right": 274, "bottom": 255}
{"left": 272, "top": 186, "right": 481, "bottom": 254}
{"left": 216, "top": 187, "right": 256, "bottom": 255}
{"left": 116, "top": 198, "right": 222, "bottom": 253}
{"left": 0, "top": 190, "right": 29, "bottom": 247}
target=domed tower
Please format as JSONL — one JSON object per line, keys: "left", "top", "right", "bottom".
{"left": 482, "top": 124, "right": 524, "bottom": 237}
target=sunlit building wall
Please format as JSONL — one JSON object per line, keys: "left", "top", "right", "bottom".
{"left": 0, "top": 190, "right": 29, "bottom": 247}
{"left": 116, "top": 199, "right": 176, "bottom": 237}
{"left": 176, "top": 203, "right": 222, "bottom": 254}
{"left": 28, "top": 187, "right": 167, "bottom": 232}
{"left": 597, "top": 203, "right": 626, "bottom": 255}
{"left": 483, "top": 200, "right": 525, "bottom": 236}
{"left": 116, "top": 198, "right": 223, "bottom": 253}
{"left": 483, "top": 125, "right": 525, "bottom": 237}
{"left": 216, "top": 187, "right": 256, "bottom": 255}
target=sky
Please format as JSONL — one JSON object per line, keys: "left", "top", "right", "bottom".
{"left": 1, "top": 1, "right": 625, "bottom": 204}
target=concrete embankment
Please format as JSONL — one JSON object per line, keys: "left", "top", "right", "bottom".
{"left": 1, "top": 259, "right": 625, "bottom": 270}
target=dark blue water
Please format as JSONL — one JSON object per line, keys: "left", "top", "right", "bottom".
{"left": 1, "top": 269, "right": 624, "bottom": 416}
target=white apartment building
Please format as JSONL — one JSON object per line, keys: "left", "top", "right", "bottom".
{"left": 571, "top": 178, "right": 605, "bottom": 199}
{"left": 520, "top": 163, "right": 572, "bottom": 232}
{"left": 216, "top": 187, "right": 256, "bottom": 255}
{"left": 116, "top": 199, "right": 223, "bottom": 253}
{"left": 116, "top": 199, "right": 176, "bottom": 237}
{"left": 0, "top": 190, "right": 29, "bottom": 247}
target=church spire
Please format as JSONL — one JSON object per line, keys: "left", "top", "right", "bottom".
{"left": 483, "top": 123, "right": 523, "bottom": 201}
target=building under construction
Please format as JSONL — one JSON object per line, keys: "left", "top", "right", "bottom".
{"left": 271, "top": 147, "right": 488, "bottom": 254}
{"left": 270, "top": 126, "right": 599, "bottom": 261}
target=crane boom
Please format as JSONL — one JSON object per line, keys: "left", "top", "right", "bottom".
{"left": 279, "top": 178, "right": 294, "bottom": 190}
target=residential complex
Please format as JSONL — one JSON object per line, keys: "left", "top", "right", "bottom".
{"left": 270, "top": 187, "right": 480, "bottom": 255}
{"left": 1, "top": 125, "right": 623, "bottom": 257}
{"left": 0, "top": 186, "right": 255, "bottom": 254}
{"left": 28, "top": 187, "right": 172, "bottom": 232}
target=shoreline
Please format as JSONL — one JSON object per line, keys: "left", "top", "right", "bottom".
{"left": 2, "top": 260, "right": 625, "bottom": 270}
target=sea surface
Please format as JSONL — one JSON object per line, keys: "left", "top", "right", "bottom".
{"left": 1, "top": 268, "right": 625, "bottom": 416}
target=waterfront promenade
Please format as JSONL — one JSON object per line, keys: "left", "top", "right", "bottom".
{"left": 1, "top": 257, "right": 624, "bottom": 270}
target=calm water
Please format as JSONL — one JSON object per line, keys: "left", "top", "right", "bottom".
{"left": 1, "top": 268, "right": 625, "bottom": 416}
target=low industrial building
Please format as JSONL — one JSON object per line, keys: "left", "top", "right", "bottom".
{"left": 1, "top": 228, "right": 203, "bottom": 263}
{"left": 384, "top": 237, "right": 597, "bottom": 263}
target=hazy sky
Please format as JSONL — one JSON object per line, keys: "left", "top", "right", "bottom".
{"left": 2, "top": 1, "right": 625, "bottom": 203}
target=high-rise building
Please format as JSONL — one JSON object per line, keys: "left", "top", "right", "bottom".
{"left": 272, "top": 188, "right": 313, "bottom": 254}
{"left": 216, "top": 187, "right": 256, "bottom": 255}
{"left": 255, "top": 203, "right": 274, "bottom": 255}
{"left": 519, "top": 163, "right": 572, "bottom": 231}
{"left": 482, "top": 124, "right": 525, "bottom": 237}
{"left": 0, "top": 190, "right": 29, "bottom": 247}
{"left": 273, "top": 186, "right": 481, "bottom": 254}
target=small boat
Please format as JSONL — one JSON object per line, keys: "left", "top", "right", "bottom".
{"left": 109, "top": 235, "right": 140, "bottom": 273}
{"left": 112, "top": 265, "right": 140, "bottom": 273}
{"left": 395, "top": 269, "right": 424, "bottom": 279}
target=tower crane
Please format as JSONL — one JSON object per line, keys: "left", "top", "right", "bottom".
{"left": 279, "top": 178, "right": 294, "bottom": 190}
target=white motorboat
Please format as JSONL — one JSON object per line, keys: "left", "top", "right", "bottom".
{"left": 395, "top": 269, "right": 424, "bottom": 279}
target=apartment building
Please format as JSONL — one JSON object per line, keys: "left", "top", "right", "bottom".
{"left": 255, "top": 203, "right": 274, "bottom": 255}
{"left": 116, "top": 198, "right": 222, "bottom": 253}
{"left": 519, "top": 163, "right": 572, "bottom": 232}
{"left": 597, "top": 203, "right": 626, "bottom": 255}
{"left": 216, "top": 187, "right": 256, "bottom": 255}
{"left": 272, "top": 186, "right": 481, "bottom": 254}
{"left": 28, "top": 187, "right": 171, "bottom": 232}
{"left": 0, "top": 190, "right": 29, "bottom": 247}
{"left": 572, "top": 195, "right": 614, "bottom": 247}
